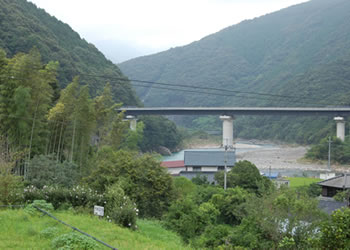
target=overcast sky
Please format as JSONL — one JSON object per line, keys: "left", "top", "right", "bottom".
{"left": 29, "top": 0, "right": 309, "bottom": 62}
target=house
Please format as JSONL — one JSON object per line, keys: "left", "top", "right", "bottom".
{"left": 317, "top": 174, "right": 350, "bottom": 214}
{"left": 180, "top": 150, "right": 236, "bottom": 183}
{"left": 318, "top": 174, "right": 350, "bottom": 197}
{"left": 263, "top": 172, "right": 290, "bottom": 188}
{"left": 161, "top": 149, "right": 236, "bottom": 183}
{"left": 160, "top": 160, "right": 185, "bottom": 175}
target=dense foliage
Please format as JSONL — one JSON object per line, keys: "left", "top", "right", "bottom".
{"left": 162, "top": 162, "right": 336, "bottom": 249}
{"left": 84, "top": 148, "right": 175, "bottom": 218}
{"left": 306, "top": 136, "right": 350, "bottom": 164}
{"left": 0, "top": 0, "right": 139, "bottom": 105}
{"left": 120, "top": 0, "right": 350, "bottom": 144}
{"left": 215, "top": 160, "right": 274, "bottom": 195}
{"left": 139, "top": 115, "right": 183, "bottom": 152}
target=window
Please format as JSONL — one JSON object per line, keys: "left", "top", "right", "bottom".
{"left": 218, "top": 166, "right": 225, "bottom": 171}
{"left": 193, "top": 166, "right": 201, "bottom": 171}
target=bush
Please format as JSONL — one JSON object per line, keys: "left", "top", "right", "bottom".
{"left": 85, "top": 149, "right": 175, "bottom": 218}
{"left": 23, "top": 185, "right": 105, "bottom": 210}
{"left": 164, "top": 198, "right": 218, "bottom": 243}
{"left": 215, "top": 160, "right": 274, "bottom": 195}
{"left": 26, "top": 154, "right": 80, "bottom": 188}
{"left": 195, "top": 224, "right": 232, "bottom": 248}
{"left": 52, "top": 232, "right": 101, "bottom": 250}
{"left": 0, "top": 161, "right": 23, "bottom": 205}
{"left": 319, "top": 208, "right": 350, "bottom": 249}
{"left": 105, "top": 183, "right": 137, "bottom": 229}
{"left": 25, "top": 200, "right": 54, "bottom": 215}
{"left": 40, "top": 227, "right": 60, "bottom": 239}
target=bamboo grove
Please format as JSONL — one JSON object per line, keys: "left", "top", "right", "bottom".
{"left": 0, "top": 48, "right": 142, "bottom": 176}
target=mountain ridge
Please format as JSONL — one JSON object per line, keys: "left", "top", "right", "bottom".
{"left": 119, "top": 0, "right": 350, "bottom": 143}
{"left": 0, "top": 0, "right": 140, "bottom": 105}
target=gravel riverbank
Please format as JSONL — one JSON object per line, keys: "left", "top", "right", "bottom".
{"left": 236, "top": 144, "right": 350, "bottom": 173}
{"left": 185, "top": 139, "right": 350, "bottom": 173}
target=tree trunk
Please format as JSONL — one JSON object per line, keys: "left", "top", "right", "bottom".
{"left": 26, "top": 101, "right": 39, "bottom": 178}
{"left": 56, "top": 121, "right": 64, "bottom": 162}
{"left": 70, "top": 118, "right": 77, "bottom": 163}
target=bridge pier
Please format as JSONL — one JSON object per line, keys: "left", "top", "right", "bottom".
{"left": 334, "top": 117, "right": 345, "bottom": 141}
{"left": 126, "top": 115, "right": 137, "bottom": 131}
{"left": 220, "top": 115, "right": 234, "bottom": 148}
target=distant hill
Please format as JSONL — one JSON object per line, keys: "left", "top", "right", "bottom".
{"left": 119, "top": 0, "right": 350, "bottom": 143}
{"left": 0, "top": 0, "right": 140, "bottom": 105}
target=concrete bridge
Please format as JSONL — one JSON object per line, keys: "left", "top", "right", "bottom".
{"left": 120, "top": 106, "right": 350, "bottom": 144}
{"left": 120, "top": 107, "right": 350, "bottom": 117}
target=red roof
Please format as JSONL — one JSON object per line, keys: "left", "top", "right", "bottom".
{"left": 161, "top": 160, "right": 185, "bottom": 168}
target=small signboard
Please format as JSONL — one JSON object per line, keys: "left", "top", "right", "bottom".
{"left": 94, "top": 205, "right": 104, "bottom": 217}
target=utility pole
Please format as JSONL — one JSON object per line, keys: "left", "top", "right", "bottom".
{"left": 224, "top": 144, "right": 227, "bottom": 190}
{"left": 328, "top": 136, "right": 332, "bottom": 170}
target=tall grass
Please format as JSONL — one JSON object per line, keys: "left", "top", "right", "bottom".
{"left": 0, "top": 208, "right": 192, "bottom": 250}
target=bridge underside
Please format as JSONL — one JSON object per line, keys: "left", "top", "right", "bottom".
{"left": 122, "top": 107, "right": 350, "bottom": 142}
{"left": 120, "top": 107, "right": 350, "bottom": 117}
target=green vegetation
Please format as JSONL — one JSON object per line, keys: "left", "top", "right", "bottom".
{"left": 120, "top": 0, "right": 350, "bottom": 144}
{"left": 0, "top": 0, "right": 139, "bottom": 105}
{"left": 0, "top": 209, "right": 191, "bottom": 250}
{"left": 1, "top": 0, "right": 350, "bottom": 249}
{"left": 162, "top": 162, "right": 340, "bottom": 249}
{"left": 306, "top": 136, "right": 350, "bottom": 164}
{"left": 287, "top": 177, "right": 322, "bottom": 188}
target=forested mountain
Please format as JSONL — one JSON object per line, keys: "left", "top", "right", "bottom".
{"left": 119, "top": 0, "right": 350, "bottom": 143}
{"left": 0, "top": 0, "right": 139, "bottom": 105}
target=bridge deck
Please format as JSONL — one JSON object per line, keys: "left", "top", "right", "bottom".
{"left": 120, "top": 107, "right": 350, "bottom": 116}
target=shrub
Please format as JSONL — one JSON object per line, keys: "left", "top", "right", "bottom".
{"left": 0, "top": 161, "right": 23, "bottom": 205}
{"left": 23, "top": 185, "right": 105, "bottom": 210}
{"left": 40, "top": 227, "right": 60, "bottom": 239}
{"left": 26, "top": 154, "right": 80, "bottom": 188}
{"left": 164, "top": 198, "right": 218, "bottom": 242}
{"left": 85, "top": 149, "right": 175, "bottom": 218}
{"left": 25, "top": 200, "right": 54, "bottom": 215}
{"left": 319, "top": 208, "right": 350, "bottom": 249}
{"left": 105, "top": 183, "right": 137, "bottom": 229}
{"left": 195, "top": 224, "right": 232, "bottom": 248}
{"left": 52, "top": 232, "right": 101, "bottom": 250}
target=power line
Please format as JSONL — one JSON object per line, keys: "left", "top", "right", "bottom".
{"left": 130, "top": 83, "right": 327, "bottom": 107}
{"left": 0, "top": 66, "right": 333, "bottom": 103}
{"left": 77, "top": 73, "right": 325, "bottom": 102}
{"left": 1, "top": 67, "right": 349, "bottom": 106}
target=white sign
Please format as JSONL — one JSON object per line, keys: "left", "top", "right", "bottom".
{"left": 94, "top": 205, "right": 104, "bottom": 217}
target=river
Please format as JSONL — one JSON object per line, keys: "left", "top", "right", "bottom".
{"left": 162, "top": 141, "right": 346, "bottom": 177}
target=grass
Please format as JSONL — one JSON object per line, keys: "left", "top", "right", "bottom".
{"left": 0, "top": 208, "right": 192, "bottom": 250}
{"left": 286, "top": 177, "right": 322, "bottom": 188}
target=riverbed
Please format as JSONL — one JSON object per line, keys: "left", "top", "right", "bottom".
{"left": 163, "top": 140, "right": 350, "bottom": 177}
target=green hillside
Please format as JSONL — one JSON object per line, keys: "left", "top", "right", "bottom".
{"left": 0, "top": 209, "right": 191, "bottom": 250}
{"left": 119, "top": 0, "right": 350, "bottom": 143}
{"left": 0, "top": 0, "right": 139, "bottom": 105}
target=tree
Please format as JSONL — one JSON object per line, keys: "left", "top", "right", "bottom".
{"left": 215, "top": 160, "right": 274, "bottom": 195}
{"left": 228, "top": 188, "right": 325, "bottom": 249}
{"left": 26, "top": 154, "right": 79, "bottom": 188}
{"left": 318, "top": 208, "right": 350, "bottom": 249}
{"left": 47, "top": 77, "right": 80, "bottom": 161}
{"left": 0, "top": 142, "right": 23, "bottom": 205}
{"left": 138, "top": 115, "right": 182, "bottom": 152}
{"left": 210, "top": 187, "right": 251, "bottom": 225}
{"left": 164, "top": 198, "right": 219, "bottom": 243}
{"left": 0, "top": 49, "right": 57, "bottom": 175}
{"left": 84, "top": 148, "right": 175, "bottom": 218}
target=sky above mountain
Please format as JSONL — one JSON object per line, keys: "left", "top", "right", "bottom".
{"left": 29, "top": 0, "right": 309, "bottom": 62}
